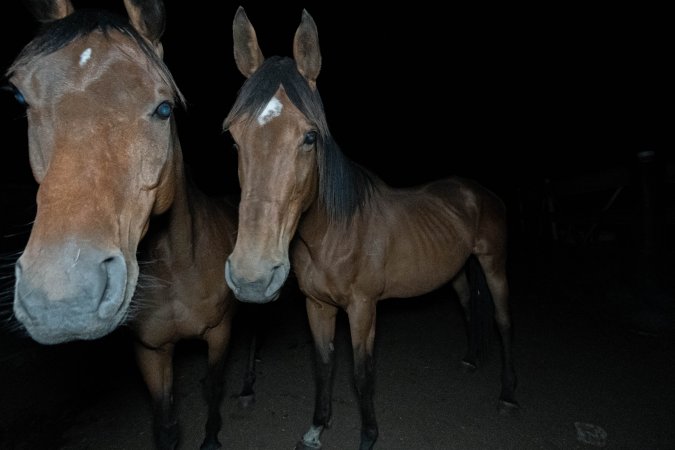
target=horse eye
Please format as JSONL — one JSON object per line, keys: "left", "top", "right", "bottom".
{"left": 303, "top": 130, "right": 318, "bottom": 146}
{"left": 14, "top": 89, "right": 27, "bottom": 107}
{"left": 3, "top": 83, "right": 28, "bottom": 107}
{"left": 153, "top": 101, "right": 173, "bottom": 120}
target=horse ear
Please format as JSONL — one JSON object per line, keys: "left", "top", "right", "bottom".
{"left": 293, "top": 9, "right": 321, "bottom": 89}
{"left": 123, "top": 0, "right": 166, "bottom": 56}
{"left": 232, "top": 6, "right": 265, "bottom": 78}
{"left": 24, "top": 0, "right": 75, "bottom": 22}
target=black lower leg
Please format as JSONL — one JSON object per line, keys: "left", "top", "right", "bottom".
{"left": 354, "top": 353, "right": 378, "bottom": 450}
{"left": 239, "top": 333, "right": 257, "bottom": 402}
{"left": 200, "top": 360, "right": 227, "bottom": 450}
{"left": 153, "top": 397, "right": 178, "bottom": 450}
{"left": 498, "top": 325, "right": 519, "bottom": 409}
{"left": 312, "top": 347, "right": 336, "bottom": 428}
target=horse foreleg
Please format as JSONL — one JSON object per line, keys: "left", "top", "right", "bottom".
{"left": 135, "top": 342, "right": 177, "bottom": 450}
{"left": 296, "top": 297, "right": 338, "bottom": 450}
{"left": 200, "top": 311, "right": 235, "bottom": 450}
{"left": 347, "top": 299, "right": 378, "bottom": 450}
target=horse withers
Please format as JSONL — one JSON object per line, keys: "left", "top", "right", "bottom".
{"left": 6, "top": 1, "right": 241, "bottom": 448}
{"left": 223, "top": 7, "right": 519, "bottom": 449}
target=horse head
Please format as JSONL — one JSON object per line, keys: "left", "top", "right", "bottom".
{"left": 223, "top": 7, "right": 330, "bottom": 304}
{"left": 9, "top": 0, "right": 183, "bottom": 343}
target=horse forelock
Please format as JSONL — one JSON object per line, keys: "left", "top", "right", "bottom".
{"left": 6, "top": 8, "right": 184, "bottom": 107}
{"left": 225, "top": 56, "right": 374, "bottom": 225}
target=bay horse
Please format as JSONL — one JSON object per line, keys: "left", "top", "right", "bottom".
{"left": 6, "top": 1, "right": 244, "bottom": 448}
{"left": 223, "top": 7, "right": 519, "bottom": 450}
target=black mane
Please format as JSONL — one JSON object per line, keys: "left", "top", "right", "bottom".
{"left": 224, "top": 55, "right": 374, "bottom": 225}
{"left": 6, "top": 8, "right": 183, "bottom": 105}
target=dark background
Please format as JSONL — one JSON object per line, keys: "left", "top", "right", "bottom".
{"left": 1, "top": 1, "right": 671, "bottom": 196}
{"left": 2, "top": 1, "right": 672, "bottom": 277}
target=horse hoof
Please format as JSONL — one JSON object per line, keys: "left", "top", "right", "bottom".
{"left": 295, "top": 441, "right": 321, "bottom": 450}
{"left": 498, "top": 399, "right": 520, "bottom": 416}
{"left": 238, "top": 393, "right": 256, "bottom": 408}
{"left": 199, "top": 440, "right": 222, "bottom": 450}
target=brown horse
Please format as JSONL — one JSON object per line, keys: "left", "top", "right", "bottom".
{"left": 7, "top": 1, "right": 241, "bottom": 448}
{"left": 223, "top": 7, "right": 519, "bottom": 450}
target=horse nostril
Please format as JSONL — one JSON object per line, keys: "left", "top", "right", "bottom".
{"left": 14, "top": 259, "right": 23, "bottom": 283}
{"left": 12, "top": 259, "right": 33, "bottom": 322}
{"left": 224, "top": 259, "right": 239, "bottom": 294}
{"left": 265, "top": 262, "right": 288, "bottom": 298}
{"left": 97, "top": 254, "right": 127, "bottom": 319}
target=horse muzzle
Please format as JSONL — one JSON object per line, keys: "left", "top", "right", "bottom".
{"left": 224, "top": 258, "right": 288, "bottom": 304}
{"left": 13, "top": 244, "right": 130, "bottom": 344}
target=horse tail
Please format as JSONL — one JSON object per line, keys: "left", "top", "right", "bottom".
{"left": 465, "top": 254, "right": 495, "bottom": 361}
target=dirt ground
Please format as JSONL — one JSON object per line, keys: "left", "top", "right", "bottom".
{"left": 1, "top": 240, "right": 674, "bottom": 450}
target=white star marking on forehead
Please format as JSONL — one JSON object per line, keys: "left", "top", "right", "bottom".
{"left": 257, "top": 96, "right": 283, "bottom": 125}
{"left": 79, "top": 48, "right": 92, "bottom": 67}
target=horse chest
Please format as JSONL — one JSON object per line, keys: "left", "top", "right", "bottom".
{"left": 134, "top": 285, "right": 227, "bottom": 344}
{"left": 292, "top": 245, "right": 383, "bottom": 306}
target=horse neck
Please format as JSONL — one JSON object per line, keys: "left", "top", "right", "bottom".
{"left": 149, "top": 133, "right": 201, "bottom": 262}
{"left": 297, "top": 198, "right": 326, "bottom": 240}
{"left": 293, "top": 168, "right": 326, "bottom": 242}
{"left": 297, "top": 157, "right": 383, "bottom": 243}
{"left": 296, "top": 181, "right": 370, "bottom": 246}
{"left": 298, "top": 152, "right": 393, "bottom": 232}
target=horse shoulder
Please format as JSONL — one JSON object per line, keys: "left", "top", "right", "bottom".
{"left": 292, "top": 215, "right": 388, "bottom": 305}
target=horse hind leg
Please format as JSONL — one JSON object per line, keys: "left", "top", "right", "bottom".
{"left": 200, "top": 314, "right": 235, "bottom": 450}
{"left": 493, "top": 303, "right": 519, "bottom": 415}
{"left": 451, "top": 269, "right": 479, "bottom": 371}
{"left": 476, "top": 253, "right": 520, "bottom": 414}
{"left": 455, "top": 256, "right": 497, "bottom": 376}
{"left": 134, "top": 343, "right": 179, "bottom": 450}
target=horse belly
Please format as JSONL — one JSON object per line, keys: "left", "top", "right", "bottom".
{"left": 382, "top": 246, "right": 468, "bottom": 299}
